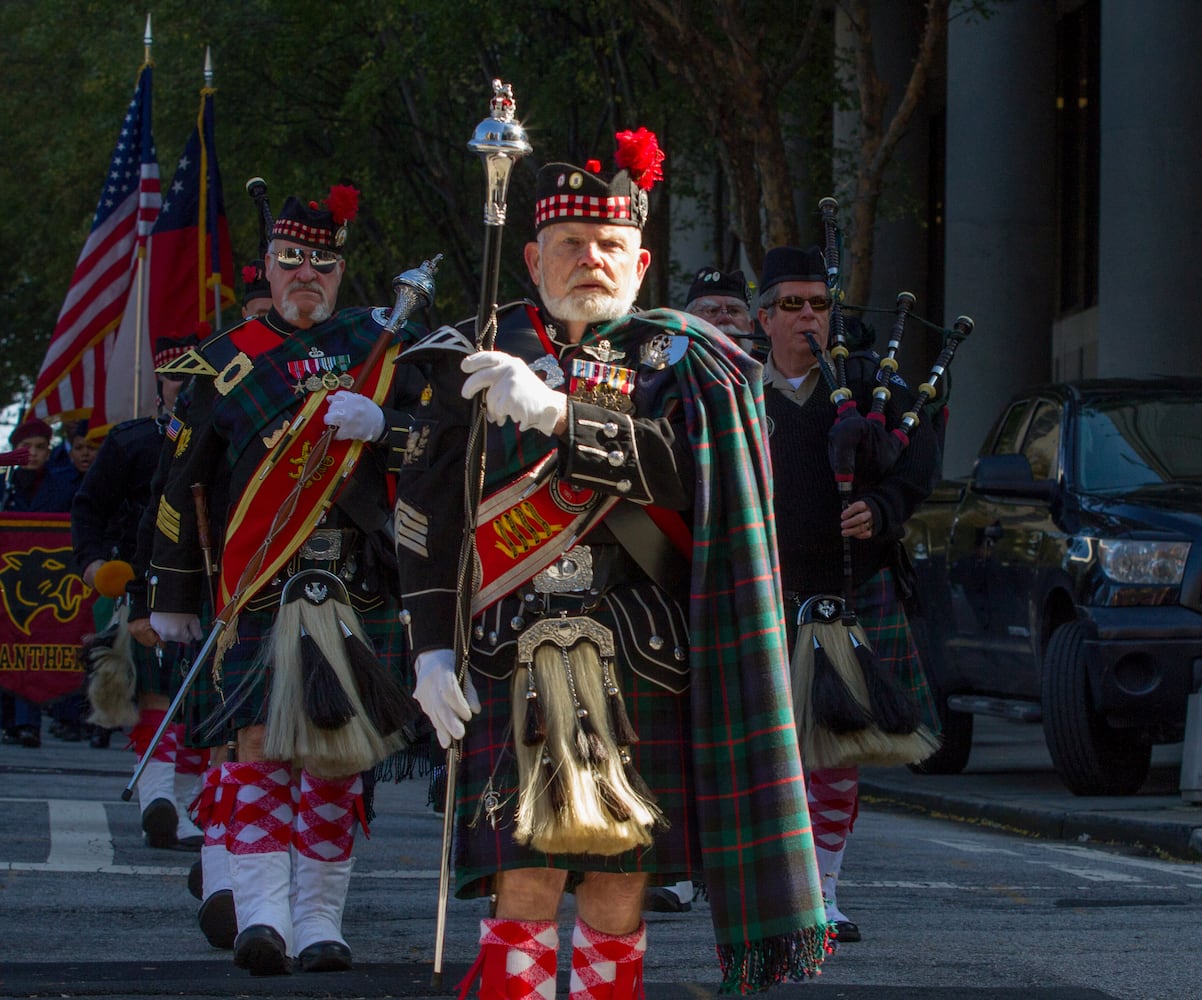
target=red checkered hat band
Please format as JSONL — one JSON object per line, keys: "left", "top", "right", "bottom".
{"left": 271, "top": 218, "right": 336, "bottom": 249}
{"left": 153, "top": 345, "right": 187, "bottom": 370}
{"left": 534, "top": 194, "right": 634, "bottom": 229}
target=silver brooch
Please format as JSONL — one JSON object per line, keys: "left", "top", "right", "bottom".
{"left": 528, "top": 354, "right": 565, "bottom": 389}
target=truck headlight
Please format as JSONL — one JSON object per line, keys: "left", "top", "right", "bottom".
{"left": 1097, "top": 539, "right": 1190, "bottom": 585}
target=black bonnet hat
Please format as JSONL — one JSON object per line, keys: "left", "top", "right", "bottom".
{"left": 241, "top": 260, "right": 271, "bottom": 305}
{"left": 270, "top": 185, "right": 360, "bottom": 251}
{"left": 759, "top": 245, "right": 828, "bottom": 298}
{"left": 153, "top": 332, "right": 200, "bottom": 372}
{"left": 534, "top": 128, "right": 665, "bottom": 234}
{"left": 685, "top": 267, "right": 750, "bottom": 306}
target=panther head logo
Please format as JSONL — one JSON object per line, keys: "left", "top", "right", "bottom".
{"left": 0, "top": 547, "right": 85, "bottom": 635}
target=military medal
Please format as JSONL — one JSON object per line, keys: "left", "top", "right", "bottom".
{"left": 568, "top": 358, "right": 636, "bottom": 414}
{"left": 287, "top": 349, "right": 354, "bottom": 395}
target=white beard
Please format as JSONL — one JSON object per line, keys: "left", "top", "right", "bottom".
{"left": 279, "top": 283, "right": 333, "bottom": 325}
{"left": 540, "top": 285, "right": 637, "bottom": 325}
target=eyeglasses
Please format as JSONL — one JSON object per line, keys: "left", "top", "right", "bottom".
{"left": 772, "top": 294, "right": 832, "bottom": 313}
{"left": 692, "top": 300, "right": 751, "bottom": 320}
{"left": 274, "top": 247, "right": 342, "bottom": 273}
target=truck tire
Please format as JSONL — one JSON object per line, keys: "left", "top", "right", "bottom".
{"left": 908, "top": 696, "right": 973, "bottom": 775}
{"left": 1041, "top": 620, "right": 1151, "bottom": 796}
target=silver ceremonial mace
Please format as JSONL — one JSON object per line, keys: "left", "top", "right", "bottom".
{"left": 431, "top": 79, "right": 531, "bottom": 990}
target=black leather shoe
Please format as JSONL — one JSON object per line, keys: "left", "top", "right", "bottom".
{"left": 187, "top": 860, "right": 204, "bottom": 901}
{"left": 90, "top": 728, "right": 112, "bottom": 749}
{"left": 833, "top": 919, "right": 861, "bottom": 943}
{"left": 298, "top": 940, "right": 353, "bottom": 973}
{"left": 644, "top": 886, "right": 691, "bottom": 913}
{"left": 233, "top": 924, "right": 291, "bottom": 976}
{"left": 16, "top": 725, "right": 41, "bottom": 748}
{"left": 198, "top": 889, "right": 237, "bottom": 949}
{"left": 141, "top": 798, "right": 178, "bottom": 849}
{"left": 173, "top": 834, "right": 204, "bottom": 852}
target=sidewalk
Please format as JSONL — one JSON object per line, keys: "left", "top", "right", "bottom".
{"left": 859, "top": 714, "right": 1202, "bottom": 860}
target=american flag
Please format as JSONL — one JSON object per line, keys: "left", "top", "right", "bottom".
{"left": 31, "top": 64, "right": 161, "bottom": 429}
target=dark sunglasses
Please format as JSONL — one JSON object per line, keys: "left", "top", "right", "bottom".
{"left": 274, "top": 247, "right": 341, "bottom": 273}
{"left": 773, "top": 294, "right": 832, "bottom": 313}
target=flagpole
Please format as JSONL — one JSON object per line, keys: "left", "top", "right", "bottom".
{"left": 131, "top": 13, "right": 154, "bottom": 420}
{"left": 201, "top": 47, "right": 221, "bottom": 334}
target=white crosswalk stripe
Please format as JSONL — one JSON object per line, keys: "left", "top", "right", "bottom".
{"left": 0, "top": 795, "right": 441, "bottom": 878}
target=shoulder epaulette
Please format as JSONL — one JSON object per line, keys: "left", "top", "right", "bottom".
{"left": 156, "top": 349, "right": 218, "bottom": 378}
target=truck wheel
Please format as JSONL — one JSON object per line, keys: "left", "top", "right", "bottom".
{"left": 1041, "top": 620, "right": 1151, "bottom": 796}
{"left": 908, "top": 696, "right": 973, "bottom": 775}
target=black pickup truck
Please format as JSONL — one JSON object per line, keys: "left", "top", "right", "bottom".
{"left": 903, "top": 378, "right": 1202, "bottom": 794}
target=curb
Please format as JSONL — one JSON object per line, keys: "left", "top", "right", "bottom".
{"left": 858, "top": 777, "right": 1202, "bottom": 860}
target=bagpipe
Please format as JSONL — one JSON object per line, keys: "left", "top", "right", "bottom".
{"left": 790, "top": 196, "right": 975, "bottom": 769}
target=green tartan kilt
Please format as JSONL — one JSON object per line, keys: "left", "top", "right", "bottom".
{"left": 851, "top": 567, "right": 939, "bottom": 734}
{"left": 180, "top": 600, "right": 407, "bottom": 748}
{"left": 133, "top": 640, "right": 187, "bottom": 699}
{"left": 452, "top": 637, "right": 699, "bottom": 899}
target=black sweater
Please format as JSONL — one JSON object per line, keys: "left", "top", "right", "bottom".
{"left": 764, "top": 358, "right": 936, "bottom": 595}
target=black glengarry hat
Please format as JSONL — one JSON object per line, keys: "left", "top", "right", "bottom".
{"left": 759, "top": 245, "right": 827, "bottom": 298}
{"left": 686, "top": 267, "right": 750, "bottom": 306}
{"left": 534, "top": 128, "right": 665, "bottom": 233}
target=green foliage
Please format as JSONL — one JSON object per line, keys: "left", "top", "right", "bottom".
{"left": 1, "top": 0, "right": 944, "bottom": 409}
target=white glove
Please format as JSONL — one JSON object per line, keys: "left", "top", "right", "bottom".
{"left": 324, "top": 391, "right": 385, "bottom": 442}
{"left": 148, "top": 611, "right": 203, "bottom": 644}
{"left": 461, "top": 351, "right": 567, "bottom": 436}
{"left": 414, "top": 648, "right": 481, "bottom": 749}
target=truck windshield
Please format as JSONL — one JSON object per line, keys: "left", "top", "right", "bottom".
{"left": 1076, "top": 396, "right": 1202, "bottom": 493}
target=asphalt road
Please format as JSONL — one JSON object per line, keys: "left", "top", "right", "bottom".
{"left": 1, "top": 724, "right": 1199, "bottom": 999}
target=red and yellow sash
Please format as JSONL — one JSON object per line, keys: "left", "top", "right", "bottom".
{"left": 472, "top": 454, "right": 617, "bottom": 614}
{"left": 217, "top": 345, "right": 400, "bottom": 617}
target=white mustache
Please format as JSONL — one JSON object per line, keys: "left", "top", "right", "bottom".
{"left": 567, "top": 276, "right": 618, "bottom": 295}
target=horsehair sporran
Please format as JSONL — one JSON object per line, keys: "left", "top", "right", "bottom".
{"left": 512, "top": 639, "right": 664, "bottom": 855}
{"left": 264, "top": 596, "right": 401, "bottom": 776}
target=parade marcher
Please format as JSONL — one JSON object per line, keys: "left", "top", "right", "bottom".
{"left": 179, "top": 262, "right": 278, "bottom": 945}
{"left": 757, "top": 245, "right": 939, "bottom": 944}
{"left": 147, "top": 186, "right": 418, "bottom": 977}
{"left": 366, "top": 130, "right": 829, "bottom": 995}
{"left": 240, "top": 259, "right": 272, "bottom": 320}
{"left": 72, "top": 340, "right": 217, "bottom": 907}
{"left": 682, "top": 265, "right": 759, "bottom": 357}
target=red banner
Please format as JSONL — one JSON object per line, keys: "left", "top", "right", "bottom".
{"left": 0, "top": 513, "right": 99, "bottom": 704}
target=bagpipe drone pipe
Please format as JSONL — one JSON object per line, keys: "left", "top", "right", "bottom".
{"left": 789, "top": 196, "right": 976, "bottom": 769}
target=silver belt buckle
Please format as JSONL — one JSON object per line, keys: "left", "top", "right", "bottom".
{"left": 299, "top": 528, "right": 343, "bottom": 562}
{"left": 532, "top": 545, "right": 594, "bottom": 593}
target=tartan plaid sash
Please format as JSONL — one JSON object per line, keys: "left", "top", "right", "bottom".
{"left": 593, "top": 310, "right": 829, "bottom": 990}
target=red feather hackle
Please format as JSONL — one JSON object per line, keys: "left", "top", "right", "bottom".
{"left": 325, "top": 184, "right": 360, "bottom": 225}
{"left": 614, "top": 127, "right": 665, "bottom": 191}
